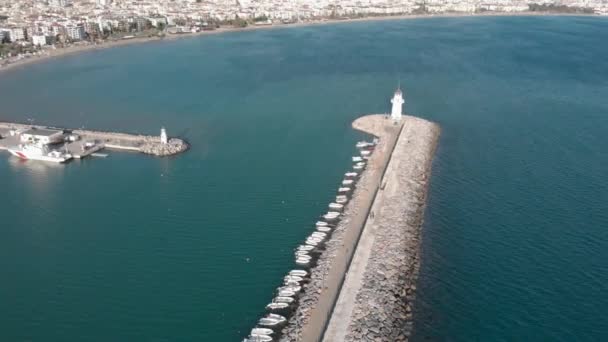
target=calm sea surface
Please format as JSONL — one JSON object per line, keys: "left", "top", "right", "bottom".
{"left": 1, "top": 16, "right": 607, "bottom": 341}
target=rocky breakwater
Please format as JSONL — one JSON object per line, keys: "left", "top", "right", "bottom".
{"left": 342, "top": 116, "right": 439, "bottom": 342}
{"left": 279, "top": 114, "right": 403, "bottom": 342}
{"left": 73, "top": 129, "right": 189, "bottom": 156}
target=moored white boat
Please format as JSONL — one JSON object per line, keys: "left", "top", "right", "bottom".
{"left": 284, "top": 275, "right": 304, "bottom": 283}
{"left": 360, "top": 150, "right": 371, "bottom": 156}
{"left": 336, "top": 195, "right": 349, "bottom": 204}
{"left": 316, "top": 226, "right": 331, "bottom": 232}
{"left": 297, "top": 244, "right": 315, "bottom": 252}
{"left": 258, "top": 317, "right": 284, "bottom": 327}
{"left": 277, "top": 289, "right": 296, "bottom": 297}
{"left": 356, "top": 141, "right": 373, "bottom": 149}
{"left": 342, "top": 179, "right": 354, "bottom": 186}
{"left": 315, "top": 221, "right": 328, "bottom": 227}
{"left": 352, "top": 156, "right": 363, "bottom": 162}
{"left": 274, "top": 296, "right": 295, "bottom": 304}
{"left": 247, "top": 335, "right": 273, "bottom": 342}
{"left": 266, "top": 302, "right": 290, "bottom": 311}
{"left": 345, "top": 172, "right": 358, "bottom": 178}
{"left": 289, "top": 270, "right": 308, "bottom": 277}
{"left": 295, "top": 257, "right": 311, "bottom": 266}
{"left": 329, "top": 203, "right": 344, "bottom": 211}
{"left": 251, "top": 328, "right": 274, "bottom": 336}
{"left": 8, "top": 143, "right": 73, "bottom": 163}
{"left": 338, "top": 187, "right": 351, "bottom": 193}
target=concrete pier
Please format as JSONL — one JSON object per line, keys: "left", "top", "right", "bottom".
{"left": 0, "top": 121, "right": 188, "bottom": 159}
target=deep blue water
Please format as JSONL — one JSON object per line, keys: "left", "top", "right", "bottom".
{"left": 0, "top": 15, "right": 607, "bottom": 341}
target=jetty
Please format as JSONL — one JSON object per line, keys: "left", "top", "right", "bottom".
{"left": 0, "top": 121, "right": 188, "bottom": 161}
{"left": 241, "top": 87, "right": 439, "bottom": 342}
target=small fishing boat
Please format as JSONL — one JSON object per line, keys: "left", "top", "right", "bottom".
{"left": 266, "top": 302, "right": 290, "bottom": 311}
{"left": 290, "top": 270, "right": 308, "bottom": 277}
{"left": 352, "top": 156, "right": 363, "bottom": 162}
{"left": 353, "top": 164, "right": 364, "bottom": 170}
{"left": 295, "top": 251, "right": 311, "bottom": 258}
{"left": 316, "top": 226, "right": 332, "bottom": 232}
{"left": 336, "top": 196, "right": 349, "bottom": 204}
{"left": 277, "top": 288, "right": 296, "bottom": 297}
{"left": 315, "top": 221, "right": 328, "bottom": 227}
{"left": 345, "top": 172, "right": 358, "bottom": 178}
{"left": 338, "top": 187, "right": 351, "bottom": 193}
{"left": 329, "top": 203, "right": 344, "bottom": 211}
{"left": 246, "top": 335, "right": 273, "bottom": 342}
{"left": 284, "top": 275, "right": 304, "bottom": 283}
{"left": 274, "top": 296, "right": 295, "bottom": 304}
{"left": 356, "top": 141, "right": 372, "bottom": 148}
{"left": 355, "top": 161, "right": 366, "bottom": 167}
{"left": 295, "top": 257, "right": 311, "bottom": 266}
{"left": 258, "top": 317, "right": 284, "bottom": 327}
{"left": 251, "top": 328, "right": 274, "bottom": 336}
{"left": 342, "top": 179, "right": 354, "bottom": 186}
{"left": 305, "top": 239, "right": 319, "bottom": 246}
{"left": 360, "top": 150, "right": 371, "bottom": 156}
{"left": 311, "top": 232, "right": 327, "bottom": 238}
{"left": 297, "top": 245, "right": 316, "bottom": 252}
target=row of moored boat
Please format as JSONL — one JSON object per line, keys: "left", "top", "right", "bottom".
{"left": 243, "top": 140, "right": 376, "bottom": 342}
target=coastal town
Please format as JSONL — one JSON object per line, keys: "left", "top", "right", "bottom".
{"left": 0, "top": 0, "right": 605, "bottom": 69}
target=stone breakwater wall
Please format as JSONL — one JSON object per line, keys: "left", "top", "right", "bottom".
{"left": 279, "top": 114, "right": 403, "bottom": 342}
{"left": 344, "top": 117, "right": 439, "bottom": 341}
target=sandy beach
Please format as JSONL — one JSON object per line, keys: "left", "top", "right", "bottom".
{"left": 0, "top": 12, "right": 599, "bottom": 75}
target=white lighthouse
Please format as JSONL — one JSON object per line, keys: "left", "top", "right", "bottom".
{"left": 390, "top": 86, "right": 404, "bottom": 121}
{"left": 160, "top": 127, "right": 168, "bottom": 144}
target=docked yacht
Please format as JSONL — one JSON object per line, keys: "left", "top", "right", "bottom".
{"left": 258, "top": 315, "right": 285, "bottom": 327}
{"left": 345, "top": 172, "right": 358, "bottom": 178}
{"left": 360, "top": 150, "right": 371, "bottom": 156}
{"left": 342, "top": 179, "right": 354, "bottom": 186}
{"left": 297, "top": 244, "right": 316, "bottom": 252}
{"left": 352, "top": 156, "right": 363, "bottom": 162}
{"left": 338, "top": 187, "right": 351, "bottom": 193}
{"left": 316, "top": 221, "right": 328, "bottom": 227}
{"left": 295, "top": 256, "right": 312, "bottom": 266}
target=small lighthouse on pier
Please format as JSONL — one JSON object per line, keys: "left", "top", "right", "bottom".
{"left": 390, "top": 86, "right": 404, "bottom": 121}
{"left": 160, "top": 127, "right": 168, "bottom": 144}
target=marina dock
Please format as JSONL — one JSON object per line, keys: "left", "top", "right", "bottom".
{"left": 0, "top": 121, "right": 188, "bottom": 162}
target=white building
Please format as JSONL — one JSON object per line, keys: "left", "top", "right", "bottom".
{"left": 390, "top": 86, "right": 404, "bottom": 121}
{"left": 66, "top": 25, "right": 85, "bottom": 41}
{"left": 31, "top": 34, "right": 47, "bottom": 46}
{"left": 9, "top": 27, "right": 26, "bottom": 42}
{"left": 20, "top": 129, "right": 64, "bottom": 145}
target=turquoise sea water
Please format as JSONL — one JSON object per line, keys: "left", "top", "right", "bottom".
{"left": 1, "top": 16, "right": 607, "bottom": 341}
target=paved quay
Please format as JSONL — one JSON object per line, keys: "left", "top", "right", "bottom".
{"left": 279, "top": 114, "right": 404, "bottom": 342}
{"left": 324, "top": 116, "right": 440, "bottom": 342}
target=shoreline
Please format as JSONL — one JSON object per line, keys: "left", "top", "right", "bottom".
{"left": 0, "top": 11, "right": 601, "bottom": 75}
